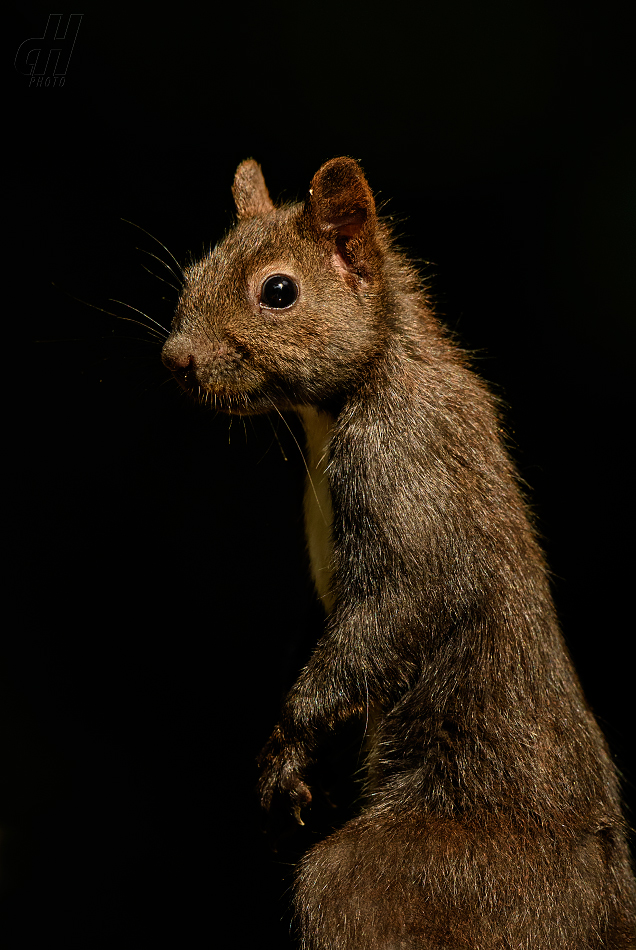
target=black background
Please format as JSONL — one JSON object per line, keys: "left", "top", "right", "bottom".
{"left": 5, "top": 2, "right": 634, "bottom": 945}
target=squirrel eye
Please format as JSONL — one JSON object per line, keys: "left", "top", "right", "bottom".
{"left": 260, "top": 274, "right": 298, "bottom": 309}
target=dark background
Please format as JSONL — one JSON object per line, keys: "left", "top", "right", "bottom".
{"left": 5, "top": 2, "right": 634, "bottom": 945}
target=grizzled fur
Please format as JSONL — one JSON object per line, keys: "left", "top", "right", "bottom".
{"left": 162, "top": 157, "right": 636, "bottom": 948}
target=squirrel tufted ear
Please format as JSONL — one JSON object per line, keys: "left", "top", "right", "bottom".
{"left": 232, "top": 159, "right": 275, "bottom": 218}
{"left": 306, "top": 157, "right": 378, "bottom": 278}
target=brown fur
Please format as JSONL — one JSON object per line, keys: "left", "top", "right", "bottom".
{"left": 161, "top": 158, "right": 636, "bottom": 948}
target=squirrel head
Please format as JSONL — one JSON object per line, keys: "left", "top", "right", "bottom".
{"left": 161, "top": 157, "right": 388, "bottom": 413}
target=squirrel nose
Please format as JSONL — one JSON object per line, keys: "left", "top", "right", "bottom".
{"left": 161, "top": 339, "right": 194, "bottom": 371}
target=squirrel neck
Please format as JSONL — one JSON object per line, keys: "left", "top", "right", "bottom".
{"left": 298, "top": 406, "right": 336, "bottom": 614}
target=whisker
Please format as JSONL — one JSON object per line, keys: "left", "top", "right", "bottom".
{"left": 35, "top": 336, "right": 99, "bottom": 344}
{"left": 137, "top": 252, "right": 182, "bottom": 293}
{"left": 112, "top": 318, "right": 166, "bottom": 342}
{"left": 108, "top": 299, "right": 170, "bottom": 338}
{"left": 115, "top": 350, "right": 169, "bottom": 359}
{"left": 265, "top": 414, "right": 289, "bottom": 463}
{"left": 265, "top": 397, "right": 327, "bottom": 527}
{"left": 108, "top": 335, "right": 164, "bottom": 347}
{"left": 361, "top": 673, "right": 370, "bottom": 751}
{"left": 120, "top": 218, "right": 185, "bottom": 283}
{"left": 52, "top": 284, "right": 167, "bottom": 342}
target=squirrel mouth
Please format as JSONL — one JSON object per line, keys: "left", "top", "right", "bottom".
{"left": 171, "top": 370, "right": 250, "bottom": 413}
{"left": 170, "top": 369, "right": 284, "bottom": 416}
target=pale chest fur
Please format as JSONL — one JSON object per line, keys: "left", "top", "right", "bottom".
{"left": 298, "top": 407, "right": 335, "bottom": 614}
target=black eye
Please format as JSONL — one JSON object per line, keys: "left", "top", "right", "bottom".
{"left": 260, "top": 274, "right": 298, "bottom": 309}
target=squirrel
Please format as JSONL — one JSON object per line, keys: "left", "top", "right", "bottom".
{"left": 161, "top": 157, "right": 636, "bottom": 949}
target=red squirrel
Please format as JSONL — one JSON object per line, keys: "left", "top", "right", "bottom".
{"left": 161, "top": 158, "right": 636, "bottom": 948}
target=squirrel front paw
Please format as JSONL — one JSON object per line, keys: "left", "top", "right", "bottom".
{"left": 257, "top": 729, "right": 312, "bottom": 825}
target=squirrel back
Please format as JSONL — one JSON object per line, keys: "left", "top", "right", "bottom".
{"left": 162, "top": 158, "right": 636, "bottom": 948}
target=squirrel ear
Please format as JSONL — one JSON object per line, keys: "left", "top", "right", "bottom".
{"left": 307, "top": 157, "right": 378, "bottom": 277}
{"left": 232, "top": 159, "right": 274, "bottom": 218}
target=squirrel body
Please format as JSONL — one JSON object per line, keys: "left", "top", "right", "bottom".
{"left": 161, "top": 158, "right": 636, "bottom": 948}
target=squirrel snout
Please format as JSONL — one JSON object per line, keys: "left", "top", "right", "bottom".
{"left": 161, "top": 334, "right": 244, "bottom": 399}
{"left": 162, "top": 334, "right": 235, "bottom": 372}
